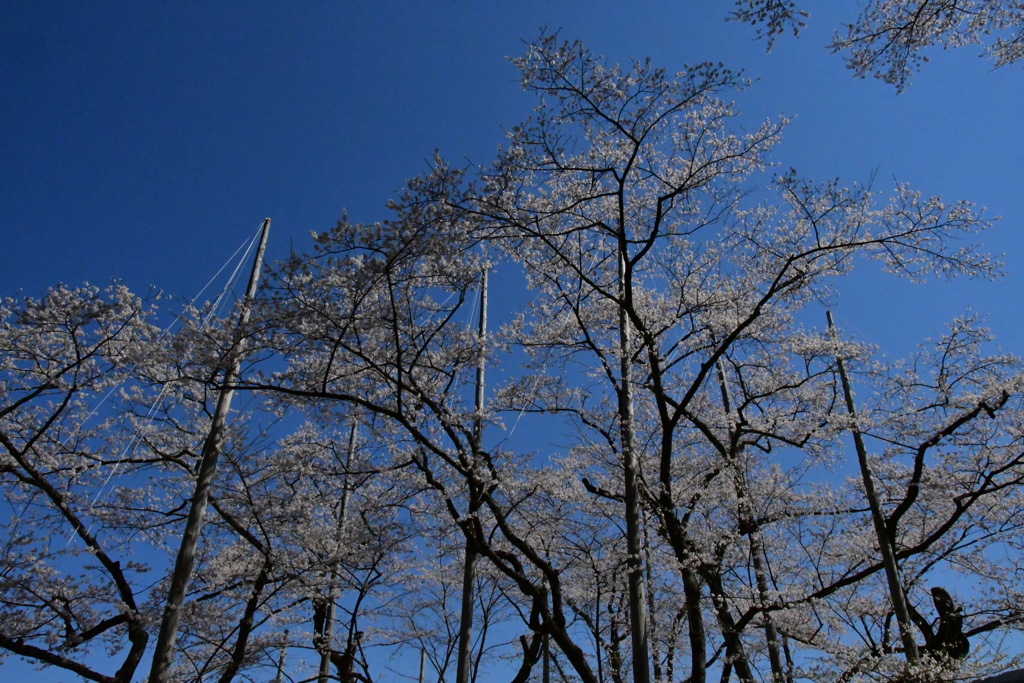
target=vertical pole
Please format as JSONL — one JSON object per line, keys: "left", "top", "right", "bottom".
{"left": 643, "top": 509, "right": 663, "bottom": 682}
{"left": 473, "top": 267, "right": 488, "bottom": 450}
{"left": 149, "top": 218, "right": 271, "bottom": 683}
{"left": 318, "top": 421, "right": 358, "bottom": 683}
{"left": 827, "top": 311, "right": 919, "bottom": 664}
{"left": 273, "top": 631, "right": 288, "bottom": 683}
{"left": 457, "top": 267, "right": 487, "bottom": 683}
{"left": 618, "top": 247, "right": 651, "bottom": 683}
{"left": 419, "top": 649, "right": 426, "bottom": 683}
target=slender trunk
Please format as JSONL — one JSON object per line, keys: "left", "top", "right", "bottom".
{"left": 510, "top": 600, "right": 545, "bottom": 683}
{"left": 218, "top": 560, "right": 272, "bottom": 683}
{"left": 781, "top": 633, "right": 795, "bottom": 683}
{"left": 666, "top": 604, "right": 688, "bottom": 683}
{"left": 457, "top": 268, "right": 487, "bottom": 683}
{"left": 748, "top": 538, "right": 785, "bottom": 682}
{"left": 827, "top": 311, "right": 919, "bottom": 663}
{"left": 543, "top": 631, "right": 550, "bottom": 683}
{"left": 618, "top": 248, "right": 651, "bottom": 683}
{"left": 704, "top": 566, "right": 755, "bottom": 683}
{"left": 471, "top": 589, "right": 492, "bottom": 683}
{"left": 547, "top": 615, "right": 601, "bottom": 683}
{"left": 595, "top": 580, "right": 604, "bottom": 683}
{"left": 609, "top": 613, "right": 625, "bottom": 683}
{"left": 716, "top": 362, "right": 785, "bottom": 683}
{"left": 682, "top": 564, "right": 707, "bottom": 683}
{"left": 457, "top": 547, "right": 478, "bottom": 682}
{"left": 149, "top": 218, "right": 270, "bottom": 683}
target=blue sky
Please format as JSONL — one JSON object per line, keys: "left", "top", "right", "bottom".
{"left": 4, "top": 2, "right": 1022, "bottom": 362}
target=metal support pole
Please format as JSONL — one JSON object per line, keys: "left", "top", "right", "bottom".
{"left": 149, "top": 218, "right": 270, "bottom": 682}
{"left": 457, "top": 267, "right": 487, "bottom": 683}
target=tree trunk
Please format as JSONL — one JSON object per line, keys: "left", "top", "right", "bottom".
{"left": 717, "top": 361, "right": 786, "bottom": 682}
{"left": 682, "top": 564, "right": 707, "bottom": 683}
{"left": 218, "top": 560, "right": 272, "bottom": 683}
{"left": 704, "top": 565, "right": 755, "bottom": 683}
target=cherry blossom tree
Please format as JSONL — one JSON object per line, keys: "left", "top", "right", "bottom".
{"left": 458, "top": 32, "right": 1006, "bottom": 683}
{"left": 0, "top": 284, "right": 394, "bottom": 683}
{"left": 0, "top": 284, "right": 161, "bottom": 682}
{"left": 250, "top": 168, "right": 611, "bottom": 682}
{"left": 7, "top": 30, "right": 1024, "bottom": 683}
{"left": 808, "top": 314, "right": 1024, "bottom": 680}
{"left": 129, "top": 338, "right": 420, "bottom": 683}
{"left": 730, "top": 0, "right": 1024, "bottom": 90}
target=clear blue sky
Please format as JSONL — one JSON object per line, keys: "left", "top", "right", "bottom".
{"left": 2, "top": 1, "right": 1022, "bottom": 349}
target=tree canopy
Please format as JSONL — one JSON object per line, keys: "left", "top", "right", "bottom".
{"left": 731, "top": 0, "right": 1024, "bottom": 89}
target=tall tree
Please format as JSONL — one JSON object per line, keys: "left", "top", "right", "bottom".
{"left": 463, "top": 33, "right": 1001, "bottom": 682}
{"left": 811, "top": 314, "right": 1024, "bottom": 680}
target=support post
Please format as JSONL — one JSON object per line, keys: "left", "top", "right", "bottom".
{"left": 457, "top": 267, "right": 487, "bottom": 683}
{"left": 618, "top": 248, "right": 650, "bottom": 683}
{"left": 149, "top": 218, "right": 271, "bottom": 682}
{"left": 317, "top": 420, "right": 358, "bottom": 683}
{"left": 827, "top": 311, "right": 920, "bottom": 664}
